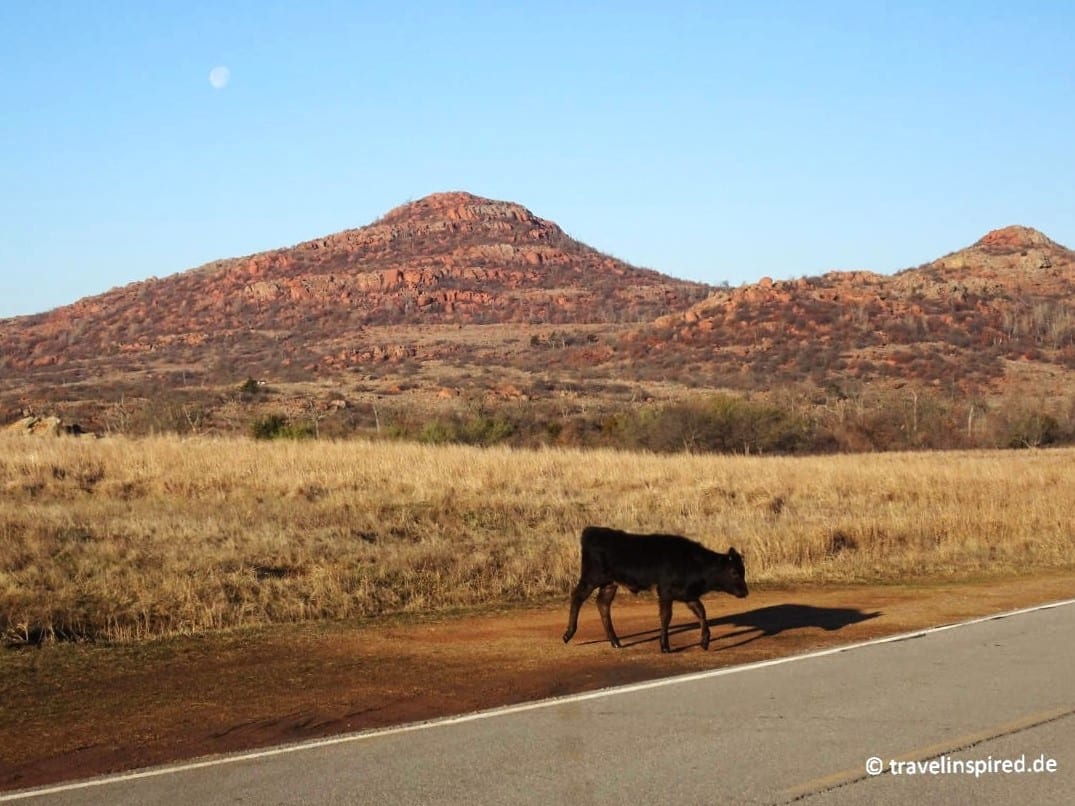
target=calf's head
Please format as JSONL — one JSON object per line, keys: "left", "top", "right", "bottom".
{"left": 713, "top": 547, "right": 749, "bottom": 598}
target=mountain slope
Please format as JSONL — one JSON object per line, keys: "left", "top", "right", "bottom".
{"left": 0, "top": 192, "right": 710, "bottom": 381}
{"left": 614, "top": 226, "right": 1075, "bottom": 392}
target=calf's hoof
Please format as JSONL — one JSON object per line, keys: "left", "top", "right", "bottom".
{"left": 562, "top": 630, "right": 574, "bottom": 644}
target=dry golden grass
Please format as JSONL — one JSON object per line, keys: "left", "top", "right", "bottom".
{"left": 2, "top": 435, "right": 1073, "bottom": 643}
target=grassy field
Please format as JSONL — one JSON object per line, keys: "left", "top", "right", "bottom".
{"left": 2, "top": 435, "right": 1073, "bottom": 643}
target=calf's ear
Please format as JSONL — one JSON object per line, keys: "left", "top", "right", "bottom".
{"left": 728, "top": 547, "right": 740, "bottom": 559}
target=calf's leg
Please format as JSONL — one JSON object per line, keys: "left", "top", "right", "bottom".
{"left": 658, "top": 596, "right": 674, "bottom": 653}
{"left": 563, "top": 580, "right": 597, "bottom": 643}
{"left": 686, "top": 599, "right": 710, "bottom": 650}
{"left": 595, "top": 583, "right": 621, "bottom": 648}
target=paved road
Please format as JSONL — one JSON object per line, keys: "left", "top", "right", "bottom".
{"left": 5, "top": 600, "right": 1073, "bottom": 805}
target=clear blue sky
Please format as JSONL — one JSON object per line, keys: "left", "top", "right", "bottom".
{"left": 2, "top": 1, "right": 1073, "bottom": 318}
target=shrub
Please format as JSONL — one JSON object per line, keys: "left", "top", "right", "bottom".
{"left": 416, "top": 413, "right": 517, "bottom": 446}
{"left": 250, "top": 415, "right": 315, "bottom": 440}
{"left": 634, "top": 395, "right": 813, "bottom": 455}
{"left": 1004, "top": 412, "right": 1061, "bottom": 449}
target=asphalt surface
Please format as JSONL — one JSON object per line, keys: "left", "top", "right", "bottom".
{"left": 5, "top": 600, "right": 1073, "bottom": 805}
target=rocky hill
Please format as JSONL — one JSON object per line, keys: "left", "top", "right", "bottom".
{"left": 0, "top": 192, "right": 710, "bottom": 383}
{"left": 612, "top": 226, "right": 1075, "bottom": 394}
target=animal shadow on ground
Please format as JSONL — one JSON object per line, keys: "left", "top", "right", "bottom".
{"left": 602, "top": 604, "right": 882, "bottom": 652}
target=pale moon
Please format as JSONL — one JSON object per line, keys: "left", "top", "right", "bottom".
{"left": 208, "top": 66, "right": 230, "bottom": 89}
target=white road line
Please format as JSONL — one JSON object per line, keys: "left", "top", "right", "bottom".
{"left": 4, "top": 596, "right": 1074, "bottom": 802}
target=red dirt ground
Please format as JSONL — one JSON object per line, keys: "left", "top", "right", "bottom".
{"left": 2, "top": 573, "right": 1073, "bottom": 793}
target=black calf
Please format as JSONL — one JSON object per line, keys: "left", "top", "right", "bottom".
{"left": 562, "top": 526, "right": 748, "bottom": 653}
